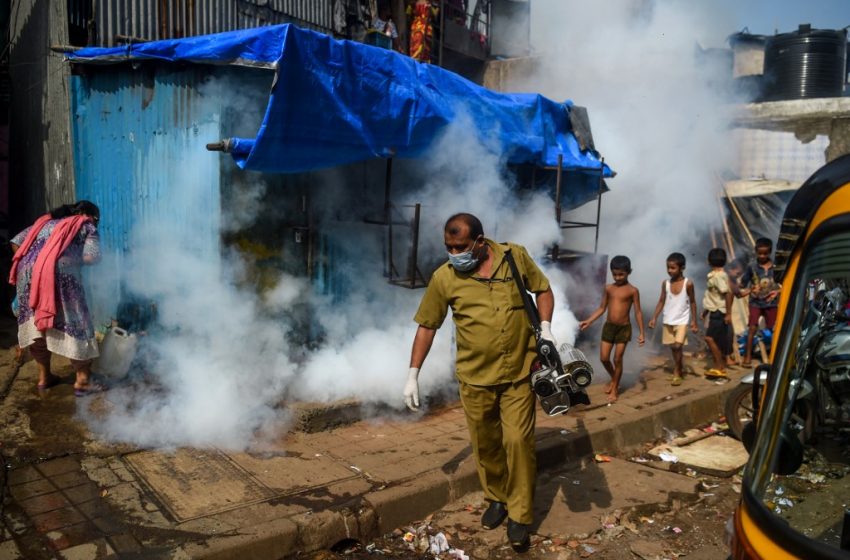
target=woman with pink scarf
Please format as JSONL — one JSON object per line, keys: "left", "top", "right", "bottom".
{"left": 10, "top": 201, "right": 102, "bottom": 395}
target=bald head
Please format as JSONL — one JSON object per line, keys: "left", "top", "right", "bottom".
{"left": 444, "top": 213, "right": 484, "bottom": 239}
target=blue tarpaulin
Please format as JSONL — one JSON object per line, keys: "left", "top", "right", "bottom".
{"left": 70, "top": 24, "right": 613, "bottom": 178}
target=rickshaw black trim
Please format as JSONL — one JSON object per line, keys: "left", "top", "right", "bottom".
{"left": 741, "top": 213, "right": 850, "bottom": 559}
{"left": 774, "top": 153, "right": 850, "bottom": 284}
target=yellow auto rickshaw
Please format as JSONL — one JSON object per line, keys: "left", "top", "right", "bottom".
{"left": 731, "top": 153, "right": 850, "bottom": 559}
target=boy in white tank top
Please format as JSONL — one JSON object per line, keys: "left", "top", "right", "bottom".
{"left": 648, "top": 252, "right": 698, "bottom": 386}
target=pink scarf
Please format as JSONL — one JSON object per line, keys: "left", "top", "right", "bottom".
{"left": 12, "top": 215, "right": 92, "bottom": 331}
{"left": 9, "top": 214, "right": 52, "bottom": 285}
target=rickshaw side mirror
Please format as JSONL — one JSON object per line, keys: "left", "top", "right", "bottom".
{"left": 774, "top": 424, "right": 805, "bottom": 475}
{"left": 741, "top": 420, "right": 757, "bottom": 453}
{"left": 741, "top": 364, "right": 771, "bottom": 454}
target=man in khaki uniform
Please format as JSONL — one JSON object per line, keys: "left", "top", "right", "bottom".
{"left": 403, "top": 213, "right": 555, "bottom": 548}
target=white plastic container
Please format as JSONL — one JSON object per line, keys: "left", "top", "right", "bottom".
{"left": 93, "top": 327, "right": 138, "bottom": 379}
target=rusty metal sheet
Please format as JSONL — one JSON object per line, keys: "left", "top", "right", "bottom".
{"left": 88, "top": 0, "right": 335, "bottom": 47}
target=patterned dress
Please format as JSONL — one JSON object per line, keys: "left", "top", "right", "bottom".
{"left": 409, "top": 1, "right": 435, "bottom": 62}
{"left": 12, "top": 219, "right": 101, "bottom": 360}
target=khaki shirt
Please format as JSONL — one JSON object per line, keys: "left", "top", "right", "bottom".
{"left": 414, "top": 239, "right": 551, "bottom": 386}
{"left": 703, "top": 269, "right": 730, "bottom": 313}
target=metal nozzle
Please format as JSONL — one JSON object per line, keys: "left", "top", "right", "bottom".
{"left": 206, "top": 139, "right": 233, "bottom": 153}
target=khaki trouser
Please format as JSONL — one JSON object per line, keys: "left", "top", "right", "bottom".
{"left": 459, "top": 377, "right": 536, "bottom": 524}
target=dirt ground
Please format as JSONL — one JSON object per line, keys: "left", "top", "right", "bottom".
{"left": 292, "top": 452, "right": 739, "bottom": 560}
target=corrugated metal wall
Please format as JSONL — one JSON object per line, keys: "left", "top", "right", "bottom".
{"left": 68, "top": 0, "right": 335, "bottom": 46}
{"left": 69, "top": 64, "right": 226, "bottom": 317}
{"left": 70, "top": 65, "right": 222, "bottom": 255}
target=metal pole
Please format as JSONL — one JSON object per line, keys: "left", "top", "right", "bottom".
{"left": 410, "top": 203, "right": 421, "bottom": 288}
{"left": 594, "top": 158, "right": 604, "bottom": 254}
{"left": 553, "top": 154, "right": 563, "bottom": 260}
{"left": 305, "top": 190, "right": 314, "bottom": 280}
{"left": 438, "top": 0, "right": 445, "bottom": 66}
{"left": 554, "top": 153, "right": 563, "bottom": 224}
{"left": 385, "top": 158, "right": 394, "bottom": 280}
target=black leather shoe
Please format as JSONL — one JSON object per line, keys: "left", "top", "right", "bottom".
{"left": 507, "top": 518, "right": 530, "bottom": 548}
{"left": 481, "top": 501, "right": 508, "bottom": 529}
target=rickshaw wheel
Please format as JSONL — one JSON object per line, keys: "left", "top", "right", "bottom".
{"left": 725, "top": 384, "right": 755, "bottom": 440}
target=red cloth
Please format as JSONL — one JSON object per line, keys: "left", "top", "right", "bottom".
{"left": 27, "top": 215, "right": 93, "bottom": 331}
{"left": 8, "top": 213, "right": 52, "bottom": 285}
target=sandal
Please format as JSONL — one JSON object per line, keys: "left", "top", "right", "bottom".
{"left": 74, "top": 383, "right": 108, "bottom": 397}
{"left": 37, "top": 374, "right": 62, "bottom": 391}
{"left": 705, "top": 368, "right": 729, "bottom": 379}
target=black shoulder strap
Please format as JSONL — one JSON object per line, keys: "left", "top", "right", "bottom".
{"left": 504, "top": 248, "right": 542, "bottom": 332}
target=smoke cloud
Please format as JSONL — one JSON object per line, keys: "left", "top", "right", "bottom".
{"left": 525, "top": 0, "right": 737, "bottom": 289}
{"left": 80, "top": 0, "right": 737, "bottom": 448}
{"left": 512, "top": 0, "right": 740, "bottom": 375}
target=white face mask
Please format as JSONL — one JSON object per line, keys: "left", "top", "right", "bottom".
{"left": 447, "top": 237, "right": 482, "bottom": 272}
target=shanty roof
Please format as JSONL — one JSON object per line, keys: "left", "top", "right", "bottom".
{"left": 724, "top": 178, "right": 800, "bottom": 197}
{"left": 69, "top": 24, "right": 613, "bottom": 179}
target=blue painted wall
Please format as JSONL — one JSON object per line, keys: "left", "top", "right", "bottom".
{"left": 69, "top": 64, "right": 248, "bottom": 322}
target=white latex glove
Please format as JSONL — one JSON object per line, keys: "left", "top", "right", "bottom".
{"left": 403, "top": 367, "right": 420, "bottom": 411}
{"left": 540, "top": 321, "right": 558, "bottom": 346}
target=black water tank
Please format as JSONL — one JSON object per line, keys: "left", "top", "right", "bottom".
{"left": 762, "top": 24, "right": 847, "bottom": 101}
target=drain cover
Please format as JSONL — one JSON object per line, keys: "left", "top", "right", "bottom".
{"left": 125, "top": 449, "right": 275, "bottom": 521}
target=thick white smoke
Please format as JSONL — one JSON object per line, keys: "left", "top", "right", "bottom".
{"left": 525, "top": 0, "right": 736, "bottom": 289}
{"left": 510, "top": 0, "right": 739, "bottom": 378}
{"left": 80, "top": 0, "right": 736, "bottom": 448}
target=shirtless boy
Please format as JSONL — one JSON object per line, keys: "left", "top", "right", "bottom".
{"left": 648, "top": 253, "right": 699, "bottom": 386}
{"left": 580, "top": 255, "right": 645, "bottom": 402}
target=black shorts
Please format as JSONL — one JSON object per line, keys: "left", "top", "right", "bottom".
{"left": 706, "top": 311, "right": 731, "bottom": 355}
{"left": 601, "top": 321, "right": 632, "bottom": 344}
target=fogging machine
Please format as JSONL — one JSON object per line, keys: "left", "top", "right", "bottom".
{"left": 504, "top": 249, "right": 592, "bottom": 416}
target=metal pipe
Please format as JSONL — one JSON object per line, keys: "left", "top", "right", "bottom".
{"left": 438, "top": 0, "right": 445, "bottom": 66}
{"left": 410, "top": 203, "right": 421, "bottom": 288}
{"left": 305, "top": 190, "right": 314, "bottom": 280}
{"left": 384, "top": 158, "right": 393, "bottom": 223}
{"left": 554, "top": 153, "right": 563, "bottom": 223}
{"left": 385, "top": 158, "right": 395, "bottom": 280}
{"left": 594, "top": 158, "right": 605, "bottom": 254}
{"left": 205, "top": 139, "right": 231, "bottom": 152}
{"left": 553, "top": 153, "right": 563, "bottom": 260}
{"left": 50, "top": 45, "right": 83, "bottom": 53}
